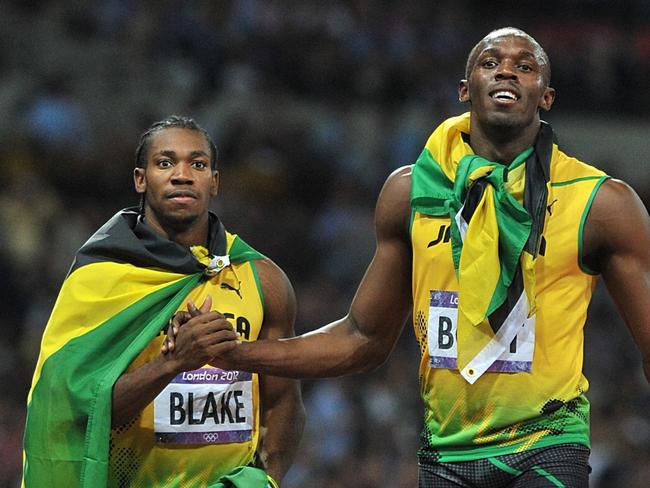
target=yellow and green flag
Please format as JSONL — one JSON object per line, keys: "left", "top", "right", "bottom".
{"left": 411, "top": 113, "right": 552, "bottom": 383}
{"left": 22, "top": 208, "right": 263, "bottom": 487}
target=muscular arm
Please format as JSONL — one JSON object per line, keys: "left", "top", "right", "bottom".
{"left": 583, "top": 178, "right": 650, "bottom": 382}
{"left": 225, "top": 166, "right": 414, "bottom": 378}
{"left": 253, "top": 259, "right": 305, "bottom": 483}
{"left": 111, "top": 355, "right": 177, "bottom": 428}
{"left": 111, "top": 304, "right": 239, "bottom": 427}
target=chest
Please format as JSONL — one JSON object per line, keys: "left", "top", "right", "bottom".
{"left": 182, "top": 265, "right": 264, "bottom": 342}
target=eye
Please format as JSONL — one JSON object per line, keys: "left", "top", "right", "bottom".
{"left": 191, "top": 160, "right": 208, "bottom": 169}
{"left": 157, "top": 159, "right": 173, "bottom": 168}
{"left": 519, "top": 63, "right": 533, "bottom": 72}
{"left": 482, "top": 60, "right": 497, "bottom": 69}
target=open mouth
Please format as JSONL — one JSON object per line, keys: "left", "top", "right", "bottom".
{"left": 490, "top": 90, "right": 519, "bottom": 102}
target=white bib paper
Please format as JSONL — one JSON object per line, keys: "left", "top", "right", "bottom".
{"left": 427, "top": 290, "right": 535, "bottom": 375}
{"left": 154, "top": 367, "right": 253, "bottom": 445}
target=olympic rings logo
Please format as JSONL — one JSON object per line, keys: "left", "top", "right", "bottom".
{"left": 203, "top": 432, "right": 220, "bottom": 442}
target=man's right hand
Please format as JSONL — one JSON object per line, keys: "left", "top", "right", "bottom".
{"left": 162, "top": 296, "right": 241, "bottom": 373}
{"left": 161, "top": 296, "right": 211, "bottom": 354}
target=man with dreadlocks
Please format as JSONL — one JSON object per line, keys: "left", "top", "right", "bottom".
{"left": 23, "top": 116, "right": 304, "bottom": 488}
{"left": 180, "top": 28, "right": 650, "bottom": 487}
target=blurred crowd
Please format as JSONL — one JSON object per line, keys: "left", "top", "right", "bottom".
{"left": 1, "top": 1, "right": 650, "bottom": 486}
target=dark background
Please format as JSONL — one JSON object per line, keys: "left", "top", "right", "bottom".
{"left": 1, "top": 1, "right": 649, "bottom": 486}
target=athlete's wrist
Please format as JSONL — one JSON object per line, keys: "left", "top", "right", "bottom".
{"left": 210, "top": 340, "right": 251, "bottom": 372}
{"left": 157, "top": 351, "right": 186, "bottom": 378}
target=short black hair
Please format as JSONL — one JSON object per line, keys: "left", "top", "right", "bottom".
{"left": 465, "top": 27, "right": 551, "bottom": 86}
{"left": 134, "top": 115, "right": 218, "bottom": 170}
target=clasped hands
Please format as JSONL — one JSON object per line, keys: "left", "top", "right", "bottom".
{"left": 160, "top": 296, "right": 240, "bottom": 370}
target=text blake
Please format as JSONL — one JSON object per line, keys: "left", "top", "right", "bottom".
{"left": 169, "top": 390, "right": 246, "bottom": 426}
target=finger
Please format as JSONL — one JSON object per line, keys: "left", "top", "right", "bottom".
{"left": 165, "top": 311, "right": 191, "bottom": 354}
{"left": 162, "top": 333, "right": 175, "bottom": 353}
{"left": 203, "top": 328, "right": 240, "bottom": 346}
{"left": 187, "top": 300, "right": 198, "bottom": 316}
{"left": 187, "top": 311, "right": 227, "bottom": 325}
{"left": 191, "top": 320, "right": 238, "bottom": 342}
{"left": 175, "top": 314, "right": 231, "bottom": 343}
{"left": 171, "top": 311, "right": 191, "bottom": 335}
{"left": 198, "top": 295, "right": 212, "bottom": 314}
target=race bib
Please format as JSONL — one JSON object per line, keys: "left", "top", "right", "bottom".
{"left": 154, "top": 367, "right": 254, "bottom": 445}
{"left": 427, "top": 290, "right": 535, "bottom": 373}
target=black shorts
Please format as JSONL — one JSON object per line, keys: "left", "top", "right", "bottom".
{"left": 418, "top": 443, "right": 590, "bottom": 488}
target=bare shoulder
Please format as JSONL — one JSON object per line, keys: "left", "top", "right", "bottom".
{"left": 254, "top": 257, "right": 291, "bottom": 288}
{"left": 584, "top": 178, "right": 650, "bottom": 268}
{"left": 253, "top": 258, "right": 297, "bottom": 339}
{"left": 592, "top": 178, "right": 642, "bottom": 212}
{"left": 378, "top": 165, "right": 412, "bottom": 204}
{"left": 588, "top": 178, "right": 648, "bottom": 231}
{"left": 376, "top": 165, "right": 413, "bottom": 237}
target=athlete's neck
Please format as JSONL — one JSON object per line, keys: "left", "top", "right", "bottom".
{"left": 468, "top": 120, "right": 540, "bottom": 164}
{"left": 143, "top": 210, "right": 209, "bottom": 248}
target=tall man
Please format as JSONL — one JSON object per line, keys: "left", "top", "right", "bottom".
{"left": 23, "top": 116, "right": 304, "bottom": 487}
{"left": 186, "top": 28, "right": 650, "bottom": 487}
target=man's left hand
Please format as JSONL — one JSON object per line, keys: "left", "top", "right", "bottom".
{"left": 161, "top": 295, "right": 211, "bottom": 354}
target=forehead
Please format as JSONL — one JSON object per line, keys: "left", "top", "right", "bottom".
{"left": 475, "top": 34, "right": 544, "bottom": 63}
{"left": 147, "top": 128, "right": 210, "bottom": 155}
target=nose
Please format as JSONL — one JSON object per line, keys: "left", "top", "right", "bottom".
{"left": 495, "top": 60, "right": 518, "bottom": 80}
{"left": 171, "top": 162, "right": 194, "bottom": 184}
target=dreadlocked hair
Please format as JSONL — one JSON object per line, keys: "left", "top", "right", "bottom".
{"left": 134, "top": 115, "right": 219, "bottom": 170}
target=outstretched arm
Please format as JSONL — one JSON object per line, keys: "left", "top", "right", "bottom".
{"left": 253, "top": 259, "right": 305, "bottom": 483}
{"left": 218, "top": 166, "right": 414, "bottom": 378}
{"left": 583, "top": 178, "right": 650, "bottom": 382}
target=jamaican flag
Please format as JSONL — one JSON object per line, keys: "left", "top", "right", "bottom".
{"left": 411, "top": 113, "right": 552, "bottom": 383}
{"left": 22, "top": 208, "right": 264, "bottom": 487}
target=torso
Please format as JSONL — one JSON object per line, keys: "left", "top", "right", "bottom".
{"left": 409, "top": 149, "right": 608, "bottom": 461}
{"left": 108, "top": 260, "right": 264, "bottom": 487}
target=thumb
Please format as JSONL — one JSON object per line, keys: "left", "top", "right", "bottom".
{"left": 199, "top": 295, "right": 212, "bottom": 314}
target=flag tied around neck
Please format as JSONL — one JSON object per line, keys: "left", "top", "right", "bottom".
{"left": 411, "top": 113, "right": 552, "bottom": 383}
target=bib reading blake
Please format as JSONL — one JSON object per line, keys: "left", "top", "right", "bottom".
{"left": 154, "top": 367, "right": 254, "bottom": 444}
{"left": 106, "top": 226, "right": 267, "bottom": 486}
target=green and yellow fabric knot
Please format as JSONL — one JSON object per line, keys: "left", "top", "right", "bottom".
{"left": 452, "top": 148, "right": 536, "bottom": 327}
{"left": 411, "top": 112, "right": 551, "bottom": 382}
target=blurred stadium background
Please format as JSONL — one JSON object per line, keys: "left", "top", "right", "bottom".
{"left": 1, "top": 1, "right": 650, "bottom": 486}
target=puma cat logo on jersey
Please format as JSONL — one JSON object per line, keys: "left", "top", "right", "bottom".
{"left": 221, "top": 282, "right": 243, "bottom": 299}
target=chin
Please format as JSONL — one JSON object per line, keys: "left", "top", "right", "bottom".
{"left": 485, "top": 111, "right": 531, "bottom": 130}
{"left": 158, "top": 211, "right": 201, "bottom": 231}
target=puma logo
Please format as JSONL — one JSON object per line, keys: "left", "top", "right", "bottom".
{"left": 221, "top": 282, "right": 243, "bottom": 299}
{"left": 547, "top": 199, "right": 558, "bottom": 216}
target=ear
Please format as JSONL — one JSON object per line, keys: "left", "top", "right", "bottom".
{"left": 458, "top": 79, "right": 470, "bottom": 103}
{"left": 134, "top": 167, "right": 146, "bottom": 194}
{"left": 210, "top": 170, "right": 219, "bottom": 197}
{"left": 539, "top": 86, "right": 556, "bottom": 112}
